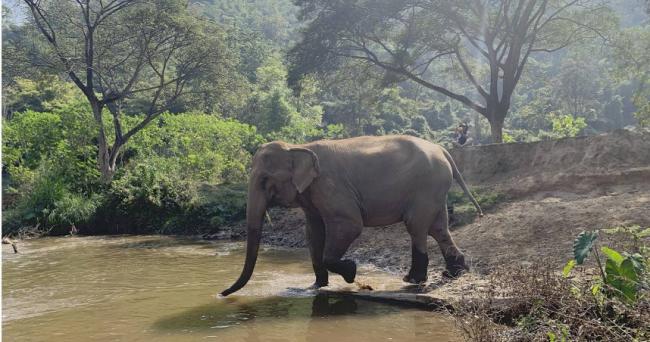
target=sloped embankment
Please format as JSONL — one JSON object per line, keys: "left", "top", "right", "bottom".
{"left": 219, "top": 130, "right": 650, "bottom": 276}
{"left": 450, "top": 129, "right": 650, "bottom": 195}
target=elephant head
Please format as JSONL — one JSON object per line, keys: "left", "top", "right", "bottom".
{"left": 220, "top": 142, "right": 320, "bottom": 296}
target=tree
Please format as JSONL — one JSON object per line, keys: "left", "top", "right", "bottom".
{"left": 607, "top": 25, "right": 650, "bottom": 127}
{"left": 553, "top": 55, "right": 603, "bottom": 119}
{"left": 289, "top": 0, "right": 609, "bottom": 142}
{"left": 22, "top": 0, "right": 231, "bottom": 181}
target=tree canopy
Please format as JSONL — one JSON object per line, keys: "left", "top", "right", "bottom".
{"left": 289, "top": 0, "right": 613, "bottom": 142}
{"left": 21, "top": 0, "right": 236, "bottom": 180}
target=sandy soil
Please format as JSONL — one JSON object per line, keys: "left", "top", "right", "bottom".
{"left": 209, "top": 129, "right": 650, "bottom": 291}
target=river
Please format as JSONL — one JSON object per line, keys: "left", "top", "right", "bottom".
{"left": 2, "top": 236, "right": 461, "bottom": 341}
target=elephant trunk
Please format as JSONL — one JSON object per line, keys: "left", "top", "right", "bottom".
{"left": 220, "top": 184, "right": 266, "bottom": 296}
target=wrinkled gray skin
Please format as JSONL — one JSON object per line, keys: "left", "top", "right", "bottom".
{"left": 221, "top": 135, "right": 483, "bottom": 296}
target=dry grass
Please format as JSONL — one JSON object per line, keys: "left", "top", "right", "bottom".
{"left": 453, "top": 263, "right": 649, "bottom": 341}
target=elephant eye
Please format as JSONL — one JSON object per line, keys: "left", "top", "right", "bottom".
{"left": 260, "top": 176, "right": 269, "bottom": 189}
{"left": 261, "top": 176, "right": 275, "bottom": 195}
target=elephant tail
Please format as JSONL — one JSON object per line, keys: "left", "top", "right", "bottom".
{"left": 442, "top": 149, "right": 484, "bottom": 217}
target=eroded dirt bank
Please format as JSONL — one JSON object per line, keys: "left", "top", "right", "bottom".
{"left": 210, "top": 130, "right": 650, "bottom": 279}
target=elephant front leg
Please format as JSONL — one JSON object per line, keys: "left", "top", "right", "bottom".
{"left": 322, "top": 217, "right": 362, "bottom": 284}
{"left": 305, "top": 211, "right": 328, "bottom": 288}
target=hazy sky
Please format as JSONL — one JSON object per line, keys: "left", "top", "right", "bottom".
{"left": 3, "top": 0, "right": 27, "bottom": 25}
{"left": 2, "top": 0, "right": 647, "bottom": 28}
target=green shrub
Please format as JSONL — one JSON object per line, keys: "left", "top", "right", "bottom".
{"left": 100, "top": 160, "right": 194, "bottom": 233}
{"left": 565, "top": 227, "right": 649, "bottom": 303}
{"left": 549, "top": 112, "right": 587, "bottom": 138}
{"left": 3, "top": 108, "right": 262, "bottom": 235}
{"left": 19, "top": 172, "right": 68, "bottom": 223}
{"left": 164, "top": 183, "right": 248, "bottom": 234}
{"left": 125, "top": 113, "right": 263, "bottom": 184}
{"left": 2, "top": 168, "right": 100, "bottom": 235}
{"left": 48, "top": 193, "right": 102, "bottom": 228}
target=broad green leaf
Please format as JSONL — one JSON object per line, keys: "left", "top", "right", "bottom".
{"left": 601, "top": 246, "right": 624, "bottom": 265}
{"left": 618, "top": 259, "right": 639, "bottom": 302}
{"left": 573, "top": 231, "right": 598, "bottom": 265}
{"left": 605, "top": 257, "right": 639, "bottom": 303}
{"left": 619, "top": 258, "right": 639, "bottom": 283}
{"left": 624, "top": 253, "right": 646, "bottom": 274}
{"left": 563, "top": 259, "right": 576, "bottom": 277}
{"left": 605, "top": 258, "right": 623, "bottom": 290}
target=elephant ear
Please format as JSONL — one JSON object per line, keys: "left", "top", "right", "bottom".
{"left": 289, "top": 148, "right": 320, "bottom": 193}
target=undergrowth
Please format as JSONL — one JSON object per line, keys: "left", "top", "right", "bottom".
{"left": 454, "top": 226, "right": 650, "bottom": 341}
{"left": 448, "top": 187, "right": 506, "bottom": 226}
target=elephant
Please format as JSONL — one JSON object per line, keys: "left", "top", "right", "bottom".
{"left": 221, "top": 135, "right": 483, "bottom": 296}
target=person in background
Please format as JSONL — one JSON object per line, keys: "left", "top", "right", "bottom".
{"left": 453, "top": 122, "right": 470, "bottom": 147}
{"left": 449, "top": 121, "right": 471, "bottom": 225}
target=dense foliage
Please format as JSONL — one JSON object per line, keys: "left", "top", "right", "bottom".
{"left": 2, "top": 90, "right": 263, "bottom": 235}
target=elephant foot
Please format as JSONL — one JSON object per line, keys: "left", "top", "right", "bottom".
{"left": 404, "top": 245, "right": 429, "bottom": 284}
{"left": 325, "top": 259, "right": 356, "bottom": 283}
{"left": 307, "top": 280, "right": 329, "bottom": 290}
{"left": 312, "top": 268, "right": 329, "bottom": 288}
{"left": 442, "top": 268, "right": 466, "bottom": 279}
{"left": 402, "top": 274, "right": 428, "bottom": 284}
{"left": 443, "top": 254, "right": 469, "bottom": 279}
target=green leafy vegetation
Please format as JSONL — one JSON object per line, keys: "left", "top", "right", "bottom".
{"left": 550, "top": 113, "right": 588, "bottom": 138}
{"left": 565, "top": 227, "right": 649, "bottom": 303}
{"left": 2, "top": 101, "right": 263, "bottom": 235}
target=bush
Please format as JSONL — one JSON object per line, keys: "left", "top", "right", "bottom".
{"left": 549, "top": 112, "right": 587, "bottom": 138}
{"left": 3, "top": 109, "right": 263, "bottom": 236}
{"left": 125, "top": 113, "right": 263, "bottom": 184}
{"left": 2, "top": 169, "right": 99, "bottom": 236}
{"left": 94, "top": 159, "right": 197, "bottom": 234}
{"left": 175, "top": 183, "right": 248, "bottom": 233}
{"left": 48, "top": 193, "right": 102, "bottom": 229}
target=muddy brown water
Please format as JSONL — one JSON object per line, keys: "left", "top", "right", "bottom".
{"left": 2, "top": 236, "right": 461, "bottom": 341}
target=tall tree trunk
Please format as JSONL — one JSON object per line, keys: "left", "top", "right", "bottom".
{"left": 473, "top": 111, "right": 481, "bottom": 144}
{"left": 489, "top": 118, "right": 504, "bottom": 144}
{"left": 91, "top": 102, "right": 116, "bottom": 183}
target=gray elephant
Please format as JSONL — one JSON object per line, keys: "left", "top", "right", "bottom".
{"left": 221, "top": 135, "right": 482, "bottom": 296}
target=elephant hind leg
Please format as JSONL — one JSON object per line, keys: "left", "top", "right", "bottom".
{"left": 322, "top": 217, "right": 362, "bottom": 284}
{"left": 404, "top": 206, "right": 433, "bottom": 284}
{"left": 403, "top": 232, "right": 429, "bottom": 284}
{"left": 429, "top": 204, "right": 468, "bottom": 278}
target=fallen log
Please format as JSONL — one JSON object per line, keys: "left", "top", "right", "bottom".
{"left": 2, "top": 237, "right": 18, "bottom": 253}
{"left": 318, "top": 288, "right": 453, "bottom": 311}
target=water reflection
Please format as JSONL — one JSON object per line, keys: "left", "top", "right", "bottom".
{"left": 153, "top": 293, "right": 402, "bottom": 332}
{"left": 311, "top": 294, "right": 358, "bottom": 316}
